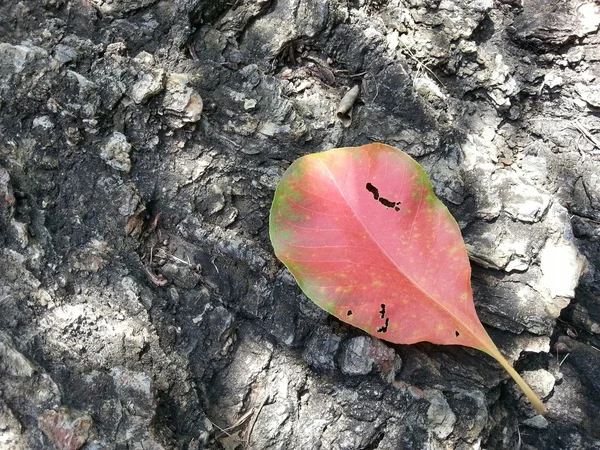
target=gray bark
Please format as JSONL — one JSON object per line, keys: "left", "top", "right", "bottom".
{"left": 0, "top": 0, "right": 599, "bottom": 449}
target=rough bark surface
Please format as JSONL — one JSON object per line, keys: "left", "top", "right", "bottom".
{"left": 0, "top": 1, "right": 599, "bottom": 449}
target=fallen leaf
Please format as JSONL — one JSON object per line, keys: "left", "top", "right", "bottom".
{"left": 269, "top": 143, "right": 546, "bottom": 414}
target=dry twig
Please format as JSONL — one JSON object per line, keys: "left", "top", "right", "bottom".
{"left": 573, "top": 120, "right": 600, "bottom": 151}
{"left": 399, "top": 40, "right": 445, "bottom": 89}
{"left": 244, "top": 396, "right": 268, "bottom": 448}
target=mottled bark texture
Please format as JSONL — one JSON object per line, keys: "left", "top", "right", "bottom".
{"left": 0, "top": 0, "right": 599, "bottom": 449}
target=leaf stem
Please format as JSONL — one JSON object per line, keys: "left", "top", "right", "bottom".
{"left": 486, "top": 347, "right": 547, "bottom": 415}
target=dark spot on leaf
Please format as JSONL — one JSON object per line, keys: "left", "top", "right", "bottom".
{"left": 347, "top": 310, "right": 353, "bottom": 316}
{"left": 455, "top": 331, "right": 460, "bottom": 337}
{"left": 379, "top": 303, "right": 386, "bottom": 319}
{"left": 366, "top": 182, "right": 379, "bottom": 200}
{"left": 377, "top": 318, "right": 390, "bottom": 333}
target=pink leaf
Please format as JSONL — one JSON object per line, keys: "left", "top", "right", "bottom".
{"left": 270, "top": 143, "right": 546, "bottom": 414}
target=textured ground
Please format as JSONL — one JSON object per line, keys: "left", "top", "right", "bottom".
{"left": 1, "top": 1, "right": 600, "bottom": 449}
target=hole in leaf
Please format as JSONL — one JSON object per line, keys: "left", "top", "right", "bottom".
{"left": 366, "top": 182, "right": 379, "bottom": 200}
{"left": 379, "top": 303, "right": 386, "bottom": 319}
{"left": 379, "top": 197, "right": 399, "bottom": 208}
{"left": 365, "top": 182, "right": 401, "bottom": 210}
{"left": 347, "top": 310, "right": 353, "bottom": 316}
{"left": 455, "top": 331, "right": 460, "bottom": 337}
{"left": 377, "top": 318, "right": 390, "bottom": 333}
